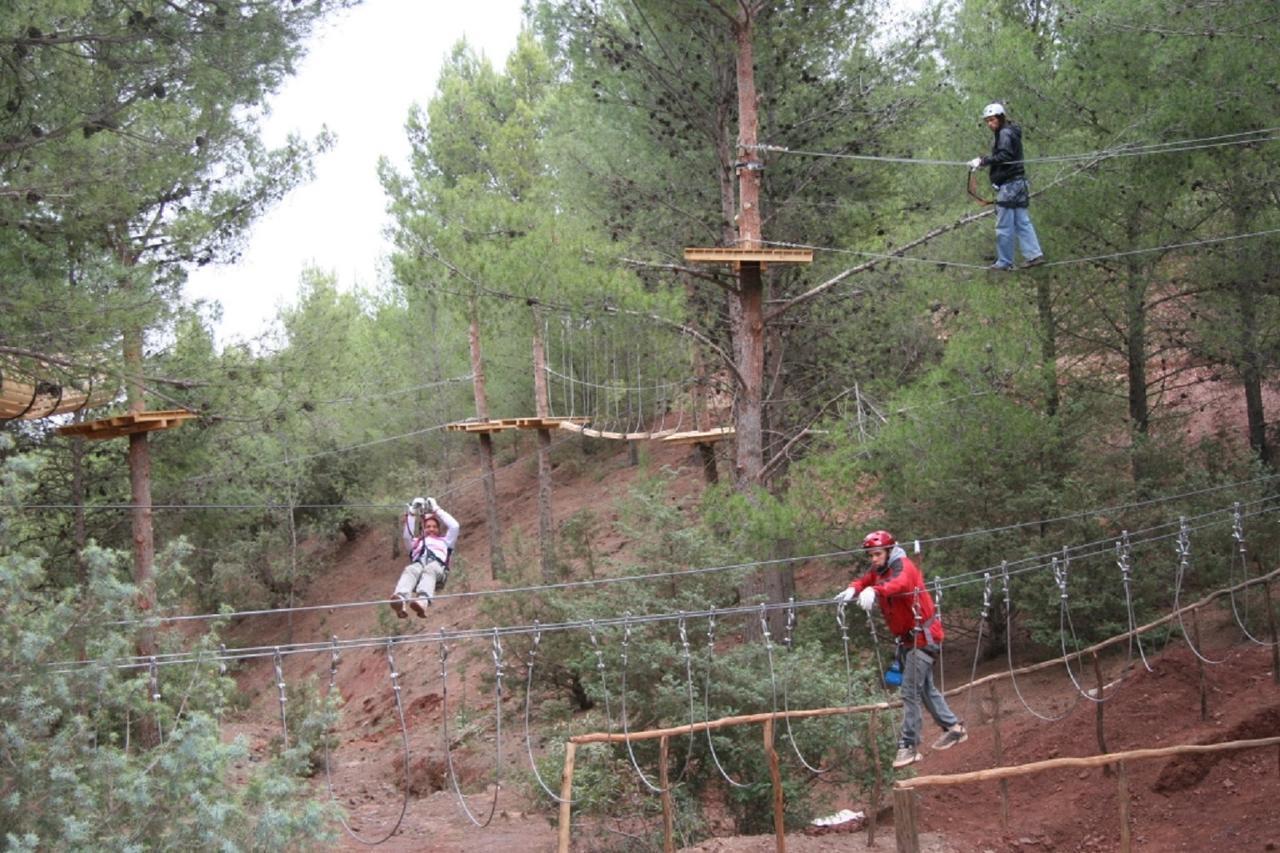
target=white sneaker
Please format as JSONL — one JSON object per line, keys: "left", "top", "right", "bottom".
{"left": 892, "top": 746, "right": 922, "bottom": 769}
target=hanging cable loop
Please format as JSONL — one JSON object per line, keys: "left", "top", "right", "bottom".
{"left": 148, "top": 656, "right": 161, "bottom": 702}
{"left": 1173, "top": 518, "right": 1228, "bottom": 664}
{"left": 701, "top": 609, "right": 749, "bottom": 788}
{"left": 272, "top": 647, "right": 289, "bottom": 749}
{"left": 321, "top": 634, "right": 411, "bottom": 845}
{"left": 773, "top": 597, "right": 831, "bottom": 775}
{"left": 439, "top": 629, "right": 503, "bottom": 827}
{"left": 618, "top": 613, "right": 666, "bottom": 793}
{"left": 522, "top": 623, "right": 573, "bottom": 803}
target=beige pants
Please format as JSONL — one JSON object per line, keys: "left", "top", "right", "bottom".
{"left": 394, "top": 560, "right": 444, "bottom": 603}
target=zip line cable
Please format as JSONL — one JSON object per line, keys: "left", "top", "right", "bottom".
{"left": 748, "top": 125, "right": 1280, "bottom": 168}
{"left": 56, "top": 499, "right": 1279, "bottom": 674}
{"left": 85, "top": 481, "right": 1280, "bottom": 633}
{"left": 763, "top": 226, "right": 1280, "bottom": 273}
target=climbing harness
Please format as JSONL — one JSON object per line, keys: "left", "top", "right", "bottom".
{"left": 772, "top": 599, "right": 831, "bottom": 775}
{"left": 1000, "top": 564, "right": 1077, "bottom": 721}
{"left": 1173, "top": 518, "right": 1229, "bottom": 665}
{"left": 702, "top": 610, "right": 749, "bottom": 789}
{"left": 439, "top": 629, "right": 504, "bottom": 828}
{"left": 321, "top": 637, "right": 411, "bottom": 845}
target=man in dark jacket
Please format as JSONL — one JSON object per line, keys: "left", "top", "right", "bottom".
{"left": 969, "top": 103, "right": 1045, "bottom": 270}
{"left": 836, "top": 530, "right": 967, "bottom": 768}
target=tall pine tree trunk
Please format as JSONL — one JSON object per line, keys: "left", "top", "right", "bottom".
{"left": 469, "top": 301, "right": 506, "bottom": 577}
{"left": 122, "top": 284, "right": 156, "bottom": 659}
{"left": 531, "top": 306, "right": 555, "bottom": 580}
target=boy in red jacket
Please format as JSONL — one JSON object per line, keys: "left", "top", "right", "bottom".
{"left": 836, "top": 530, "right": 967, "bottom": 768}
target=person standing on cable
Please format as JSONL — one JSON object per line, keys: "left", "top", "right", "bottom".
{"left": 835, "top": 530, "right": 967, "bottom": 768}
{"left": 968, "top": 103, "right": 1045, "bottom": 271}
{"left": 391, "top": 497, "right": 459, "bottom": 618}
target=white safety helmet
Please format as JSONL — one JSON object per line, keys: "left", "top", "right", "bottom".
{"left": 982, "top": 103, "right": 1006, "bottom": 119}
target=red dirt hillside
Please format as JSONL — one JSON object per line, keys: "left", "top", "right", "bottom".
{"left": 220, "top": 435, "right": 1280, "bottom": 851}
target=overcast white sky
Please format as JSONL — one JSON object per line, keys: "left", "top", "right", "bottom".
{"left": 185, "top": 0, "right": 927, "bottom": 345}
{"left": 184, "top": 0, "right": 524, "bottom": 344}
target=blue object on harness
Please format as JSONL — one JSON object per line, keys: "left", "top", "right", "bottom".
{"left": 884, "top": 660, "right": 903, "bottom": 688}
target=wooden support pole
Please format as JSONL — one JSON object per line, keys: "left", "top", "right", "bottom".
{"left": 988, "top": 682, "right": 1009, "bottom": 833}
{"left": 660, "top": 735, "right": 674, "bottom": 853}
{"left": 763, "top": 719, "right": 786, "bottom": 853}
{"left": 1262, "top": 577, "right": 1280, "bottom": 685}
{"left": 1093, "top": 652, "right": 1109, "bottom": 771}
{"left": 1115, "top": 760, "right": 1131, "bottom": 853}
{"left": 1191, "top": 607, "right": 1208, "bottom": 721}
{"left": 867, "top": 708, "right": 881, "bottom": 847}
{"left": 557, "top": 741, "right": 576, "bottom": 853}
{"left": 892, "top": 786, "right": 920, "bottom": 853}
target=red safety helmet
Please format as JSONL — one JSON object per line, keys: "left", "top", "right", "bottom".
{"left": 862, "top": 530, "right": 896, "bottom": 550}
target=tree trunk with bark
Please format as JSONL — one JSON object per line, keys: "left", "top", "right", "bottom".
{"left": 531, "top": 305, "right": 556, "bottom": 580}
{"left": 469, "top": 301, "right": 506, "bottom": 577}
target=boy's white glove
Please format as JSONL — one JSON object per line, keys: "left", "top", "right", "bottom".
{"left": 858, "top": 587, "right": 878, "bottom": 612}
{"left": 834, "top": 587, "right": 856, "bottom": 605}
{"left": 426, "top": 497, "right": 438, "bottom": 512}
{"left": 968, "top": 157, "right": 983, "bottom": 170}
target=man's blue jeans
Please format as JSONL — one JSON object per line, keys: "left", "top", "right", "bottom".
{"left": 994, "top": 201, "right": 1043, "bottom": 268}
{"left": 900, "top": 647, "right": 959, "bottom": 748}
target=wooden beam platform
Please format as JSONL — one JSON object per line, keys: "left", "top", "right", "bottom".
{"left": 513, "top": 416, "right": 590, "bottom": 430}
{"left": 446, "top": 416, "right": 591, "bottom": 433}
{"left": 445, "top": 419, "right": 520, "bottom": 434}
{"left": 683, "top": 247, "right": 813, "bottom": 266}
{"left": 660, "top": 426, "right": 735, "bottom": 446}
{"left": 57, "top": 409, "right": 197, "bottom": 441}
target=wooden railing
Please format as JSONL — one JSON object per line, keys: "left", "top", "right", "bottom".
{"left": 892, "top": 735, "right": 1280, "bottom": 853}
{"left": 555, "top": 567, "right": 1280, "bottom": 853}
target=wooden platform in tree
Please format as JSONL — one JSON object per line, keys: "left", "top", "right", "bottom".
{"left": 446, "top": 419, "right": 520, "bottom": 434}
{"left": 446, "top": 416, "right": 591, "bottom": 434}
{"left": 514, "top": 416, "right": 590, "bottom": 430}
{"left": 0, "top": 370, "right": 115, "bottom": 421}
{"left": 660, "top": 426, "right": 735, "bottom": 445}
{"left": 56, "top": 409, "right": 197, "bottom": 440}
{"left": 683, "top": 247, "right": 813, "bottom": 267}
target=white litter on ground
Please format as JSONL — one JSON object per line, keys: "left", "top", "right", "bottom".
{"left": 810, "top": 808, "right": 864, "bottom": 827}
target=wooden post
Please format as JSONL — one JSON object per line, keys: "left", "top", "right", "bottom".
{"left": 1261, "top": 577, "right": 1280, "bottom": 685}
{"left": 659, "top": 735, "right": 674, "bottom": 853}
{"left": 557, "top": 741, "right": 576, "bottom": 853}
{"left": 988, "top": 682, "right": 1009, "bottom": 833}
{"left": 1191, "top": 607, "right": 1208, "bottom": 720}
{"left": 892, "top": 786, "right": 920, "bottom": 853}
{"left": 763, "top": 719, "right": 786, "bottom": 853}
{"left": 1115, "top": 760, "right": 1131, "bottom": 853}
{"left": 1093, "top": 652, "right": 1109, "bottom": 771}
{"left": 867, "top": 708, "right": 881, "bottom": 847}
